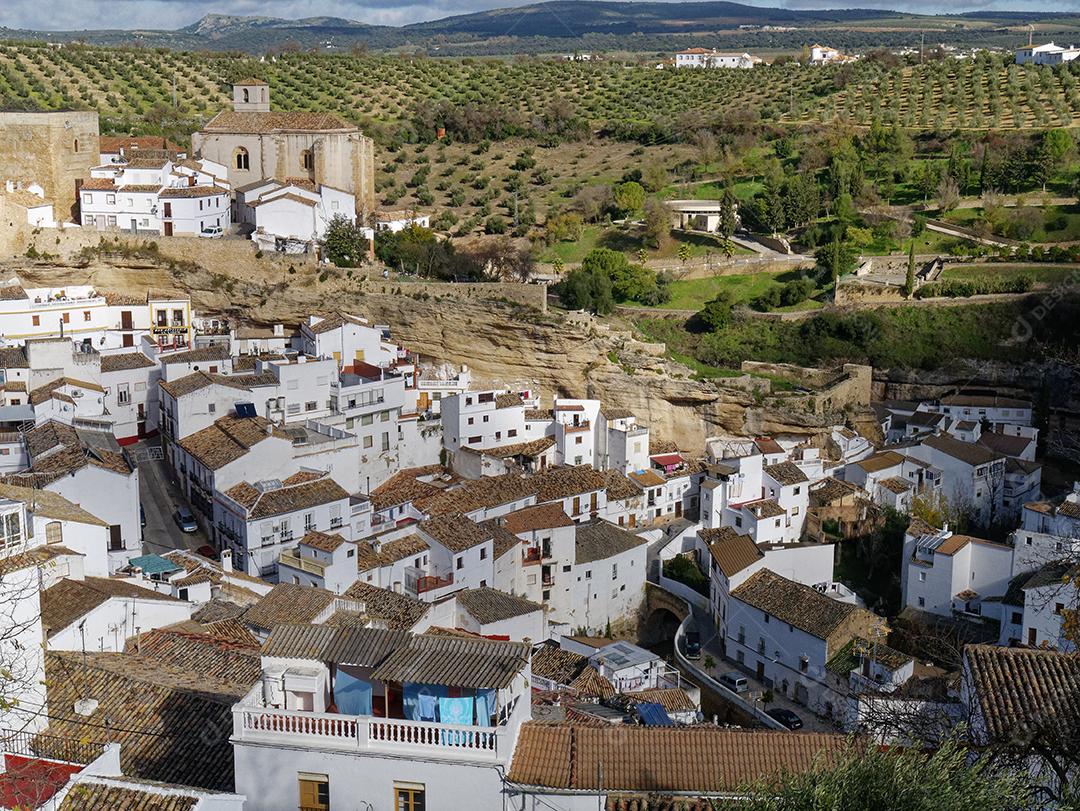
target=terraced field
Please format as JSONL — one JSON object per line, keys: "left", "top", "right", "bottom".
{"left": 802, "top": 55, "right": 1080, "bottom": 129}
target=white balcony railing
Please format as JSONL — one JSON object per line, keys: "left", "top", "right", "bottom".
{"left": 233, "top": 705, "right": 501, "bottom": 762}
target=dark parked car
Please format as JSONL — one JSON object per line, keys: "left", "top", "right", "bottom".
{"left": 683, "top": 630, "right": 702, "bottom": 660}
{"left": 766, "top": 707, "right": 804, "bottom": 730}
{"left": 173, "top": 506, "right": 198, "bottom": 534}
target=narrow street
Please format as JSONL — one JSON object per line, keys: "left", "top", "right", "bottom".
{"left": 130, "top": 439, "right": 208, "bottom": 556}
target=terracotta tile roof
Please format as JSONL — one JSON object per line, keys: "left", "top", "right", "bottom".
{"left": 158, "top": 345, "right": 230, "bottom": 366}
{"left": 977, "top": 430, "right": 1033, "bottom": 458}
{"left": 100, "top": 352, "right": 156, "bottom": 373}
{"left": 80, "top": 178, "right": 117, "bottom": 191}
{"left": 630, "top": 687, "right": 697, "bottom": 713}
{"left": 455, "top": 587, "right": 543, "bottom": 625}
{"left": 933, "top": 533, "right": 1007, "bottom": 556}
{"left": 501, "top": 503, "right": 574, "bottom": 535}
{"left": 0, "top": 482, "right": 106, "bottom": 526}
{"left": 415, "top": 473, "right": 535, "bottom": 516}
{"left": 202, "top": 110, "right": 355, "bottom": 134}
{"left": 22, "top": 421, "right": 134, "bottom": 483}
{"left": 250, "top": 192, "right": 316, "bottom": 208}
{"left": 603, "top": 470, "right": 641, "bottom": 502}
{"left": 40, "top": 577, "right": 181, "bottom": 638}
{"left": 575, "top": 520, "right": 647, "bottom": 565}
{"left": 28, "top": 377, "right": 104, "bottom": 406}
{"left": 825, "top": 636, "right": 912, "bottom": 676}
{"left": 525, "top": 409, "right": 553, "bottom": 421}
{"left": 809, "top": 477, "right": 859, "bottom": 505}
{"left": 0, "top": 544, "right": 80, "bottom": 576}
{"left": 300, "top": 529, "right": 346, "bottom": 553}
{"left": 533, "top": 466, "right": 608, "bottom": 502}
{"left": 763, "top": 461, "right": 809, "bottom": 486}
{"left": 243, "top": 583, "right": 337, "bottom": 631}
{"left": 0, "top": 346, "right": 28, "bottom": 367}
{"left": 176, "top": 415, "right": 289, "bottom": 471}
{"left": 878, "top": 476, "right": 912, "bottom": 494}
{"left": 496, "top": 393, "right": 524, "bottom": 409}
{"left": 569, "top": 666, "right": 616, "bottom": 698}
{"left": 507, "top": 723, "right": 847, "bottom": 792}
{"left": 158, "top": 185, "right": 227, "bottom": 198}
{"left": 482, "top": 436, "right": 555, "bottom": 459}
{"left": 753, "top": 437, "right": 784, "bottom": 455}
{"left": 117, "top": 184, "right": 164, "bottom": 193}
{"left": 222, "top": 475, "right": 348, "bottom": 519}
{"left": 368, "top": 464, "right": 447, "bottom": 511}
{"left": 420, "top": 512, "right": 492, "bottom": 553}
{"left": 964, "top": 644, "right": 1080, "bottom": 743}
{"left": 58, "top": 782, "right": 199, "bottom": 811}
{"left": 305, "top": 312, "right": 367, "bottom": 335}
{"left": 531, "top": 642, "right": 590, "bottom": 685}
{"left": 123, "top": 157, "right": 170, "bottom": 169}
{"left": 360, "top": 534, "right": 429, "bottom": 571}
{"left": 740, "top": 498, "right": 785, "bottom": 519}
{"left": 700, "top": 526, "right": 762, "bottom": 578}
{"left": 126, "top": 627, "right": 260, "bottom": 685}
{"left": 731, "top": 569, "right": 879, "bottom": 641}
{"left": 342, "top": 581, "right": 429, "bottom": 630}
{"left": 234, "top": 77, "right": 268, "bottom": 86}
{"left": 629, "top": 469, "right": 666, "bottom": 488}
{"left": 483, "top": 518, "right": 522, "bottom": 560}
{"left": 373, "top": 633, "right": 530, "bottom": 690}
{"left": 100, "top": 135, "right": 182, "bottom": 153}
{"left": 856, "top": 451, "right": 905, "bottom": 473}
{"left": 922, "top": 433, "right": 1004, "bottom": 466}
{"left": 43, "top": 650, "right": 250, "bottom": 791}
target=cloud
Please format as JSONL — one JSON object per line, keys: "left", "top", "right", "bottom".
{"left": 1, "top": 0, "right": 1076, "bottom": 32}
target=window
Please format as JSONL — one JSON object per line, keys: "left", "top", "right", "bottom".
{"left": 298, "top": 773, "right": 330, "bottom": 811}
{"left": 234, "top": 147, "right": 250, "bottom": 171}
{"left": 918, "top": 571, "right": 926, "bottom": 582}
{"left": 793, "top": 486, "right": 801, "bottom": 495}
{"left": 361, "top": 414, "right": 374, "bottom": 426}
{"left": 106, "top": 215, "right": 117, "bottom": 227}
{"left": 301, "top": 149, "right": 314, "bottom": 171}
{"left": 117, "top": 383, "right": 130, "bottom": 405}
{"left": 305, "top": 513, "right": 315, "bottom": 531}
{"left": 799, "top": 656, "right": 809, "bottom": 673}
{"left": 31, "top": 315, "right": 39, "bottom": 327}
{"left": 918, "top": 596, "right": 925, "bottom": 607}
{"left": 106, "top": 193, "right": 116, "bottom": 205}
{"left": 305, "top": 401, "right": 317, "bottom": 412}
{"left": 395, "top": 783, "right": 425, "bottom": 811}
{"left": 178, "top": 587, "right": 189, "bottom": 601}
{"left": 508, "top": 429, "right": 518, "bottom": 438}
{"left": 363, "top": 436, "right": 373, "bottom": 449}
{"left": 734, "top": 515, "right": 742, "bottom": 528}
{"left": 208, "top": 403, "right": 216, "bottom": 414}
{"left": 1056, "top": 603, "right": 1066, "bottom": 615}
{"left": 467, "top": 417, "right": 474, "bottom": 425}
{"left": 44, "top": 521, "right": 63, "bottom": 545}
{"left": 611, "top": 562, "right": 618, "bottom": 580}
{"left": 575, "top": 436, "right": 583, "bottom": 445}
{"left": 83, "top": 215, "right": 94, "bottom": 227}
{"left": 456, "top": 556, "right": 463, "bottom": 570}
{"left": 1011, "top": 611, "right": 1022, "bottom": 624}
{"left": 62, "top": 312, "right": 70, "bottom": 324}
{"left": 82, "top": 193, "right": 92, "bottom": 205}
{"left": 480, "top": 546, "right": 487, "bottom": 560}
{"left": 468, "top": 436, "right": 481, "bottom": 444}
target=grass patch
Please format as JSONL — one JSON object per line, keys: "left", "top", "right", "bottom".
{"left": 941, "top": 265, "right": 1078, "bottom": 285}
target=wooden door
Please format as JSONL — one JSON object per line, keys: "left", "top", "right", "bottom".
{"left": 120, "top": 310, "right": 133, "bottom": 330}
{"left": 164, "top": 222, "right": 173, "bottom": 236}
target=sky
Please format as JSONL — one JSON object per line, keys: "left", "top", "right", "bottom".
{"left": 0, "top": 0, "right": 1074, "bottom": 33}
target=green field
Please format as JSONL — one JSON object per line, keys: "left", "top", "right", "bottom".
{"left": 940, "top": 264, "right": 1080, "bottom": 285}
{"left": 646, "top": 268, "right": 823, "bottom": 311}
{"left": 540, "top": 226, "right": 753, "bottom": 265}
{"left": 942, "top": 205, "right": 1080, "bottom": 244}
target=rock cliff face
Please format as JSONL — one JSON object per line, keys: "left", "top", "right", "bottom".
{"left": 10, "top": 258, "right": 852, "bottom": 451}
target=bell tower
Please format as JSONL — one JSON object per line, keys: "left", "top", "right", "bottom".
{"left": 232, "top": 79, "right": 270, "bottom": 113}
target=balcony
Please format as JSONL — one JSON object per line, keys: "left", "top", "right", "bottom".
{"left": 563, "top": 421, "right": 591, "bottom": 434}
{"left": 233, "top": 705, "right": 502, "bottom": 762}
{"left": 415, "top": 572, "right": 454, "bottom": 594}
{"left": 280, "top": 549, "right": 326, "bottom": 577}
{"left": 522, "top": 547, "right": 541, "bottom": 566}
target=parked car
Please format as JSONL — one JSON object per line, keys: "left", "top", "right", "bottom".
{"left": 173, "top": 507, "right": 198, "bottom": 533}
{"left": 766, "top": 707, "right": 804, "bottom": 730}
{"left": 199, "top": 225, "right": 224, "bottom": 239}
{"left": 719, "top": 671, "right": 749, "bottom": 693}
{"left": 683, "top": 630, "right": 701, "bottom": 660}
{"left": 196, "top": 544, "right": 218, "bottom": 560}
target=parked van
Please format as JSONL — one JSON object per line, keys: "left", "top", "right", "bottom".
{"left": 719, "top": 671, "right": 749, "bottom": 693}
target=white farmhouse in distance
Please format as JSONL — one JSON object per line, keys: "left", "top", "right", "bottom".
{"left": 675, "top": 47, "right": 761, "bottom": 69}
{"left": 1015, "top": 42, "right": 1080, "bottom": 65}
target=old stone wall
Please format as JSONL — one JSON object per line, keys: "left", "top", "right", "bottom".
{"left": 0, "top": 110, "right": 100, "bottom": 222}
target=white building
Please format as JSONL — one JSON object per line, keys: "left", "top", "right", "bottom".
{"left": 1015, "top": 42, "right": 1080, "bottom": 65}
{"left": 674, "top": 47, "right": 761, "bottom": 69}
{"left": 244, "top": 178, "right": 356, "bottom": 253}
{"left": 80, "top": 157, "right": 230, "bottom": 236}
{"left": 727, "top": 568, "right": 884, "bottom": 714}
{"left": 231, "top": 626, "right": 532, "bottom": 811}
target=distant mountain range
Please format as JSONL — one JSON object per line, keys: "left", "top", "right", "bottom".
{"left": 1, "top": 1, "right": 1075, "bottom": 54}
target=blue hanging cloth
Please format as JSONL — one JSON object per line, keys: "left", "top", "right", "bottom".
{"left": 474, "top": 689, "right": 496, "bottom": 726}
{"left": 403, "top": 683, "right": 448, "bottom": 721}
{"left": 335, "top": 671, "right": 373, "bottom": 716}
{"left": 438, "top": 696, "right": 476, "bottom": 745}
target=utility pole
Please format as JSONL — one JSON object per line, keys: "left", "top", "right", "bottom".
{"left": 920, "top": 33, "right": 925, "bottom": 64}
{"left": 172, "top": 73, "right": 177, "bottom": 109}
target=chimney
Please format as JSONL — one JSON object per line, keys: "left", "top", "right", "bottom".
{"left": 221, "top": 549, "right": 233, "bottom": 573}
{"left": 273, "top": 324, "right": 284, "bottom": 337}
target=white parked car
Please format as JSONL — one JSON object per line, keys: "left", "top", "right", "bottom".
{"left": 200, "top": 225, "right": 224, "bottom": 239}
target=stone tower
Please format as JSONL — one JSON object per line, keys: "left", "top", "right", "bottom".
{"left": 232, "top": 79, "right": 270, "bottom": 113}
